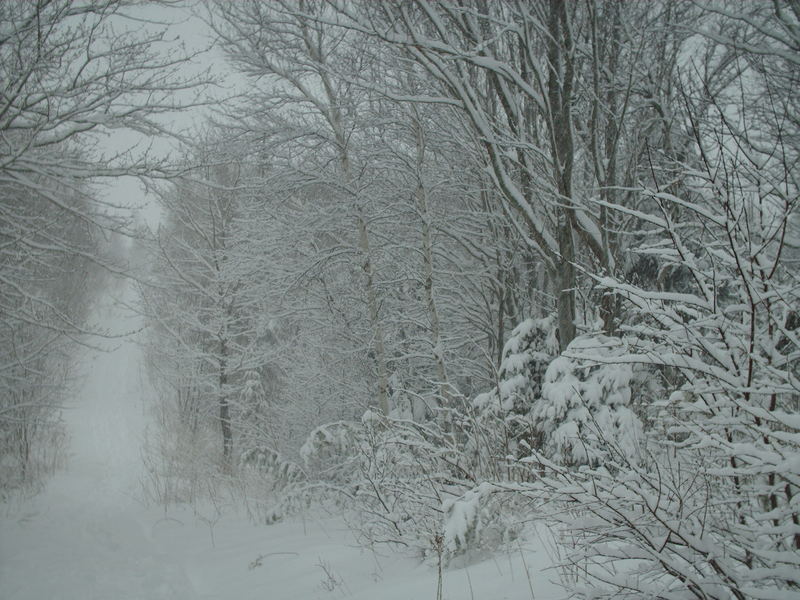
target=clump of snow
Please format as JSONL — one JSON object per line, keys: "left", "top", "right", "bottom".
{"left": 443, "top": 482, "right": 501, "bottom": 556}
{"left": 532, "top": 335, "right": 644, "bottom": 466}
{"left": 300, "top": 421, "right": 359, "bottom": 466}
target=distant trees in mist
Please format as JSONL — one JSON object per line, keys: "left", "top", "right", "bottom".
{"left": 0, "top": 0, "right": 205, "bottom": 493}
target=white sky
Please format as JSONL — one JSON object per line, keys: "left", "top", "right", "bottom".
{"left": 96, "top": 1, "right": 237, "bottom": 231}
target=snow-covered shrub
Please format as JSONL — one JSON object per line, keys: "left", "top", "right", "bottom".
{"left": 234, "top": 370, "right": 273, "bottom": 452}
{"left": 468, "top": 317, "right": 558, "bottom": 478}
{"left": 238, "top": 446, "right": 306, "bottom": 524}
{"left": 489, "top": 316, "right": 558, "bottom": 415}
{"left": 348, "top": 412, "right": 467, "bottom": 557}
{"left": 443, "top": 483, "right": 497, "bottom": 560}
{"left": 335, "top": 410, "right": 539, "bottom": 565}
{"left": 442, "top": 481, "right": 533, "bottom": 565}
{"left": 300, "top": 420, "right": 363, "bottom": 484}
{"left": 0, "top": 414, "right": 66, "bottom": 500}
{"left": 532, "top": 335, "right": 645, "bottom": 467}
{"left": 241, "top": 446, "right": 304, "bottom": 486}
{"left": 469, "top": 321, "right": 647, "bottom": 472}
{"left": 140, "top": 398, "right": 226, "bottom": 508}
{"left": 566, "top": 195, "right": 800, "bottom": 596}
{"left": 295, "top": 411, "right": 475, "bottom": 558}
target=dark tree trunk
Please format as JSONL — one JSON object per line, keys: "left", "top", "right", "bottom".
{"left": 548, "top": 0, "right": 577, "bottom": 351}
{"left": 219, "top": 342, "right": 232, "bottom": 464}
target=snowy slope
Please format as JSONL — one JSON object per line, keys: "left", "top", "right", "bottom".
{"left": 0, "top": 281, "right": 564, "bottom": 600}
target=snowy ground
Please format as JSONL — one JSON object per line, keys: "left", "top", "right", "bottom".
{"left": 0, "top": 282, "right": 565, "bottom": 600}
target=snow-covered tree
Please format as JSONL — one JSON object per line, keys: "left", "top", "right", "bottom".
{"left": 522, "top": 6, "right": 800, "bottom": 592}
{"left": 141, "top": 144, "right": 271, "bottom": 464}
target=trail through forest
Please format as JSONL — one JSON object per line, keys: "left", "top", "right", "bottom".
{"left": 0, "top": 281, "right": 563, "bottom": 600}
{"left": 0, "top": 281, "right": 199, "bottom": 599}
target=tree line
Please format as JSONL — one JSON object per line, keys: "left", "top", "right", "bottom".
{"left": 140, "top": 2, "right": 798, "bottom": 596}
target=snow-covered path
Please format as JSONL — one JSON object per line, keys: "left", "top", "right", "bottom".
{"left": 0, "top": 281, "right": 199, "bottom": 599}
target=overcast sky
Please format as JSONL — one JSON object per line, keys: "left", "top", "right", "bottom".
{"left": 98, "top": 1, "right": 235, "bottom": 230}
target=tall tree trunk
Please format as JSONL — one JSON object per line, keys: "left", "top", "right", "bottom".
{"left": 308, "top": 19, "right": 391, "bottom": 416}
{"left": 356, "top": 210, "right": 390, "bottom": 416}
{"left": 548, "top": 0, "right": 577, "bottom": 351}
{"left": 219, "top": 340, "right": 232, "bottom": 463}
{"left": 589, "top": 0, "right": 623, "bottom": 336}
{"left": 412, "top": 112, "right": 450, "bottom": 403}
